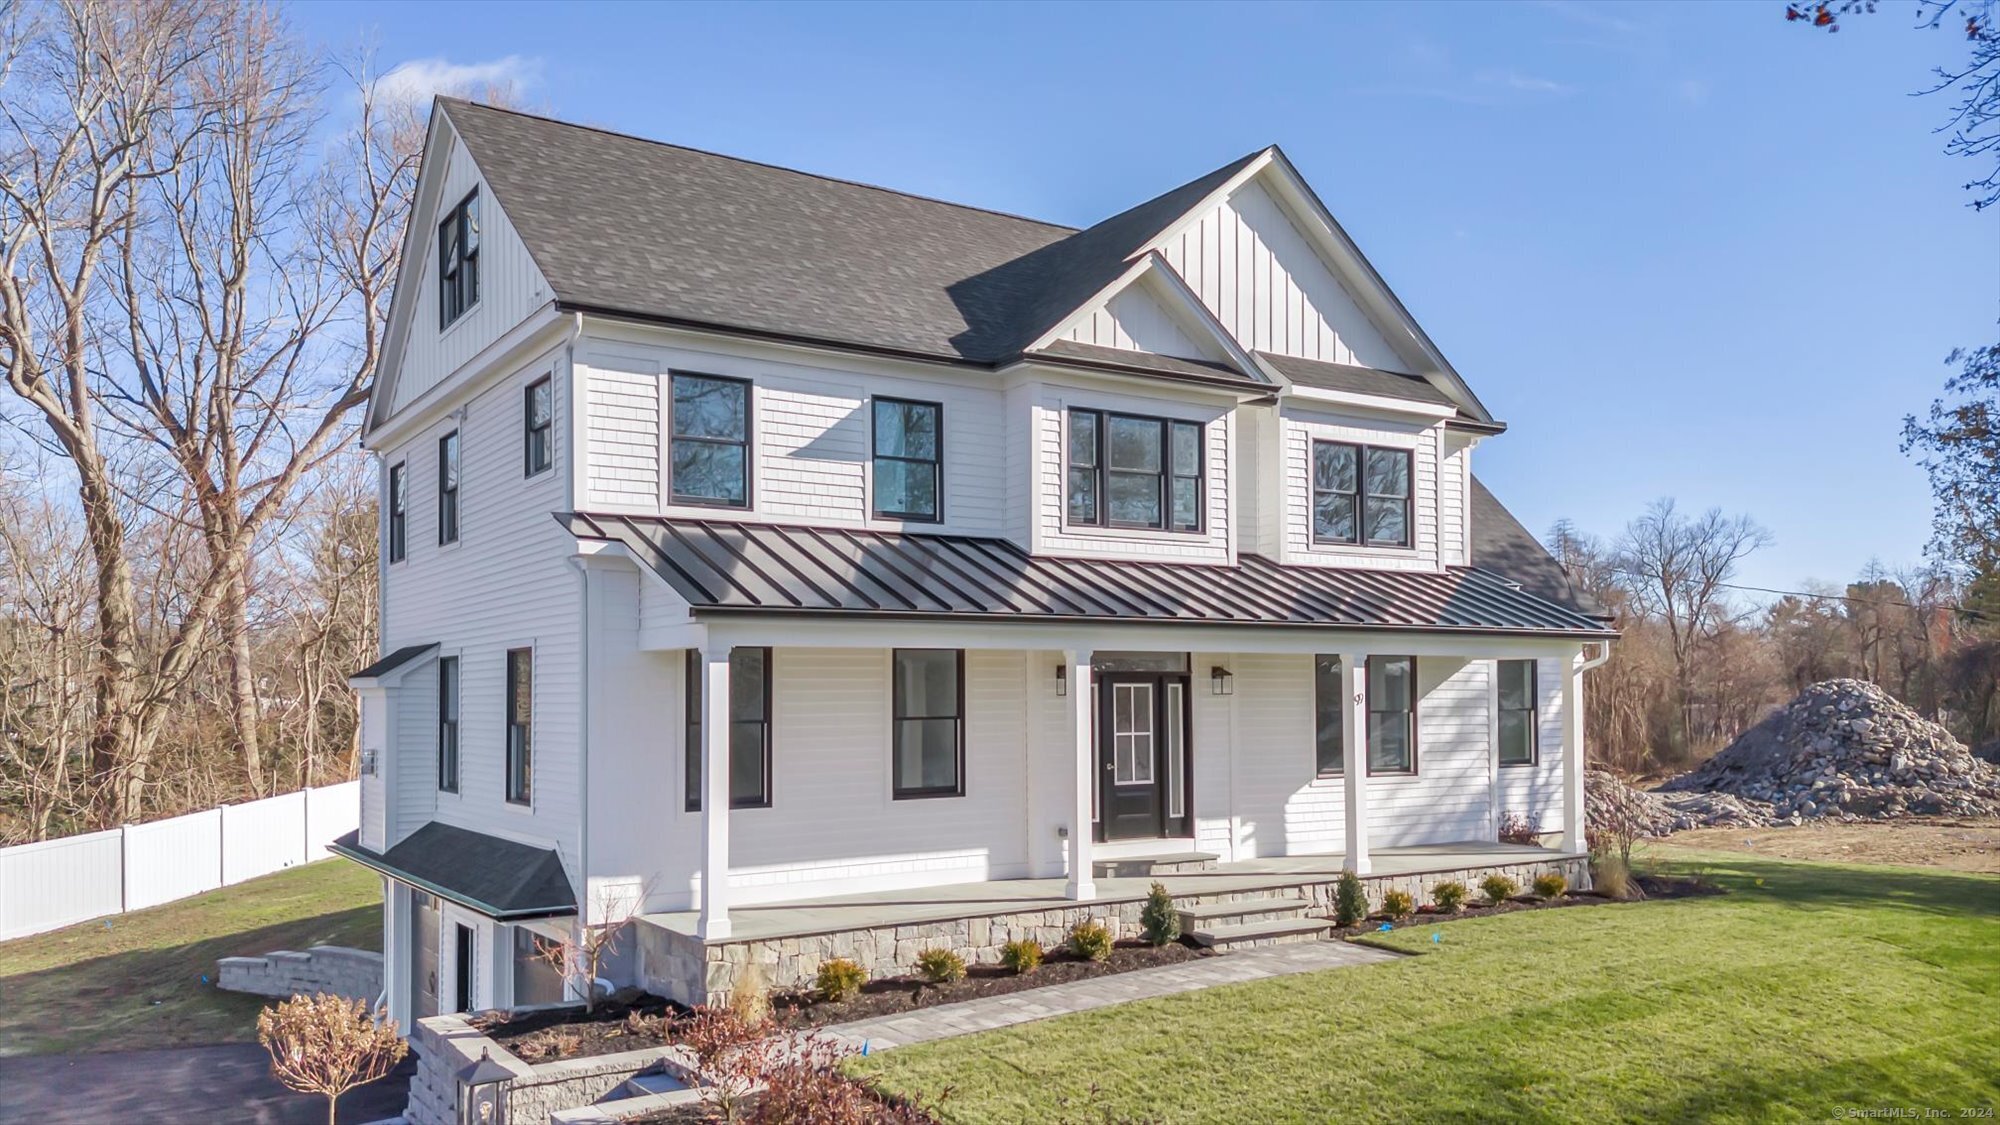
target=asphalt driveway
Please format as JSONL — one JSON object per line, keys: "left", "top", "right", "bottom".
{"left": 0, "top": 1043, "right": 413, "bottom": 1124}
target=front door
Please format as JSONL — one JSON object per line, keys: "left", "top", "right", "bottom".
{"left": 412, "top": 892, "right": 440, "bottom": 1020}
{"left": 1097, "top": 673, "right": 1191, "bottom": 841}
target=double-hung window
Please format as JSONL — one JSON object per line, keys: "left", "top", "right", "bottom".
{"left": 506, "top": 648, "right": 533, "bottom": 804}
{"left": 1312, "top": 441, "right": 1413, "bottom": 548}
{"left": 669, "top": 373, "right": 751, "bottom": 507}
{"left": 524, "top": 377, "right": 552, "bottom": 477}
{"left": 438, "top": 430, "right": 460, "bottom": 545}
{"left": 684, "top": 648, "right": 772, "bottom": 810}
{"left": 1065, "top": 408, "right": 1202, "bottom": 532}
{"left": 1367, "top": 655, "right": 1417, "bottom": 773}
{"left": 437, "top": 656, "right": 459, "bottom": 793}
{"left": 872, "top": 398, "right": 941, "bottom": 521}
{"left": 387, "top": 462, "right": 407, "bottom": 563}
{"left": 1498, "top": 659, "right": 1539, "bottom": 766}
{"left": 892, "top": 649, "right": 963, "bottom": 798}
{"left": 438, "top": 190, "right": 480, "bottom": 328}
{"left": 1314, "top": 655, "right": 1344, "bottom": 776}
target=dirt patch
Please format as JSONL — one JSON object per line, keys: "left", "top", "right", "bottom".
{"left": 1656, "top": 817, "right": 2000, "bottom": 873}
{"left": 474, "top": 992, "right": 681, "bottom": 1063}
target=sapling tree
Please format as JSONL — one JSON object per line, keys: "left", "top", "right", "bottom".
{"left": 257, "top": 993, "right": 407, "bottom": 1125}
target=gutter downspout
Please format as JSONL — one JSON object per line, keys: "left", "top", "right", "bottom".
{"left": 565, "top": 310, "right": 591, "bottom": 985}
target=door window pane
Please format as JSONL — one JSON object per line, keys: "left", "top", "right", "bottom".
{"left": 1112, "top": 683, "right": 1155, "bottom": 785}
{"left": 1165, "top": 682, "right": 1185, "bottom": 819}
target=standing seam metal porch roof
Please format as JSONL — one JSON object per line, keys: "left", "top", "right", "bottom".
{"left": 562, "top": 513, "right": 1615, "bottom": 638}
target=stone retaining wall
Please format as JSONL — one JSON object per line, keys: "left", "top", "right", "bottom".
{"left": 215, "top": 944, "right": 382, "bottom": 1001}
{"left": 404, "top": 1012, "right": 695, "bottom": 1125}
{"left": 640, "top": 855, "right": 1588, "bottom": 1006}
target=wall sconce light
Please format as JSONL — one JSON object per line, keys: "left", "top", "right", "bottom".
{"left": 1054, "top": 664, "right": 1068, "bottom": 697}
{"left": 1210, "top": 665, "right": 1234, "bottom": 696}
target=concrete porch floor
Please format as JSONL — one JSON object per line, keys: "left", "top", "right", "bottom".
{"left": 642, "top": 841, "right": 1579, "bottom": 944}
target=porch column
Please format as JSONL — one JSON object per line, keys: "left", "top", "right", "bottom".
{"left": 697, "top": 647, "right": 732, "bottom": 940}
{"left": 1064, "top": 649, "right": 1096, "bottom": 901}
{"left": 1340, "top": 652, "right": 1370, "bottom": 875}
{"left": 1561, "top": 650, "right": 1588, "bottom": 854}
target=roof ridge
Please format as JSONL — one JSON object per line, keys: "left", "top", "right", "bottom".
{"left": 437, "top": 96, "right": 1081, "bottom": 234}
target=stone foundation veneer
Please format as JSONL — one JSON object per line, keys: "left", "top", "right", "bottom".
{"left": 403, "top": 1012, "right": 696, "bottom": 1125}
{"left": 639, "top": 855, "right": 1589, "bottom": 1007}
{"left": 215, "top": 944, "right": 382, "bottom": 1002}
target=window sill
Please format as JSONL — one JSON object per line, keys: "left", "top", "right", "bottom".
{"left": 439, "top": 300, "right": 482, "bottom": 338}
{"left": 1058, "top": 522, "right": 1212, "bottom": 544}
{"left": 1498, "top": 760, "right": 1539, "bottom": 769}
{"left": 1366, "top": 768, "right": 1418, "bottom": 778}
{"left": 892, "top": 789, "right": 965, "bottom": 801}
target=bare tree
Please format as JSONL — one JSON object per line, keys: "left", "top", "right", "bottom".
{"left": 257, "top": 993, "right": 407, "bottom": 1125}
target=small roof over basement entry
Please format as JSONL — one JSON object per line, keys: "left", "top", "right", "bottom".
{"left": 562, "top": 513, "right": 1614, "bottom": 638}
{"left": 331, "top": 824, "right": 576, "bottom": 920}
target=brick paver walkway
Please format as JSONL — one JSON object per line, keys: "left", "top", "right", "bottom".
{"left": 829, "top": 940, "right": 1399, "bottom": 1051}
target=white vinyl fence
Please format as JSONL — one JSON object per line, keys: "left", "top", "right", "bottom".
{"left": 0, "top": 781, "right": 360, "bottom": 941}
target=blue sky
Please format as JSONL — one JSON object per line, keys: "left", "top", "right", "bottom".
{"left": 292, "top": 0, "right": 1997, "bottom": 595}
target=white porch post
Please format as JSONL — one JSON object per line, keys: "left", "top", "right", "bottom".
{"left": 1064, "top": 649, "right": 1096, "bottom": 901}
{"left": 1340, "top": 652, "right": 1370, "bottom": 875}
{"left": 1561, "top": 649, "right": 1588, "bottom": 854}
{"left": 698, "top": 647, "right": 732, "bottom": 940}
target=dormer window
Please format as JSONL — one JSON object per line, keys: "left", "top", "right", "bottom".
{"left": 1066, "top": 408, "right": 1203, "bottom": 533}
{"left": 1312, "top": 441, "right": 1411, "bottom": 548}
{"left": 438, "top": 190, "right": 480, "bottom": 328}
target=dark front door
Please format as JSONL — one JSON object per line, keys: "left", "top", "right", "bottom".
{"left": 1097, "top": 673, "right": 1191, "bottom": 841}
{"left": 453, "top": 924, "right": 474, "bottom": 1013}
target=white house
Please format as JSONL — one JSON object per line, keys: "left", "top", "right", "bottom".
{"left": 336, "top": 98, "right": 1614, "bottom": 1026}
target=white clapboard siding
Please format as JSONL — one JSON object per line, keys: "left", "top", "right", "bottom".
{"left": 585, "top": 360, "right": 661, "bottom": 509}
{"left": 1190, "top": 652, "right": 1237, "bottom": 860}
{"left": 1495, "top": 657, "right": 1569, "bottom": 834}
{"left": 1278, "top": 405, "right": 1442, "bottom": 571}
{"left": 1440, "top": 431, "right": 1473, "bottom": 567}
{"left": 1030, "top": 384, "right": 1232, "bottom": 564}
{"left": 1158, "top": 177, "right": 1403, "bottom": 369}
{"left": 389, "top": 130, "right": 553, "bottom": 416}
{"left": 1227, "top": 653, "right": 1345, "bottom": 859}
{"left": 1367, "top": 658, "right": 1491, "bottom": 846}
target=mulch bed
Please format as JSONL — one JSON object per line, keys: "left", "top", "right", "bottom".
{"left": 1327, "top": 872, "right": 1720, "bottom": 939}
{"left": 473, "top": 991, "right": 683, "bottom": 1063}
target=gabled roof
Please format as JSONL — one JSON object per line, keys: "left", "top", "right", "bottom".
{"left": 562, "top": 512, "right": 1615, "bottom": 638}
{"left": 330, "top": 824, "right": 576, "bottom": 920}
{"left": 349, "top": 643, "right": 439, "bottom": 684}
{"left": 1469, "top": 476, "right": 1606, "bottom": 618}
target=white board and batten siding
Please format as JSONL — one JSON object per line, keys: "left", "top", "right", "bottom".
{"left": 1279, "top": 404, "right": 1444, "bottom": 571}
{"left": 1061, "top": 284, "right": 1209, "bottom": 360}
{"left": 1029, "top": 384, "right": 1233, "bottom": 564}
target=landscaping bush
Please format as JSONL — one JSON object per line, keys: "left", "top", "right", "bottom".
{"left": 672, "top": 1005, "right": 761, "bottom": 1069}
{"left": 915, "top": 947, "right": 967, "bottom": 984}
{"left": 1498, "top": 811, "right": 1540, "bottom": 845}
{"left": 1533, "top": 872, "right": 1569, "bottom": 899}
{"left": 1069, "top": 920, "right": 1114, "bottom": 962}
{"left": 1139, "top": 881, "right": 1180, "bottom": 945}
{"left": 1381, "top": 889, "right": 1415, "bottom": 920}
{"left": 1431, "top": 881, "right": 1468, "bottom": 913}
{"left": 815, "top": 957, "right": 868, "bottom": 1002}
{"left": 1334, "top": 871, "right": 1368, "bottom": 926}
{"left": 256, "top": 993, "right": 407, "bottom": 1125}
{"left": 727, "top": 960, "right": 771, "bottom": 1027}
{"left": 1592, "top": 853, "right": 1636, "bottom": 900}
{"left": 999, "top": 939, "right": 1043, "bottom": 974}
{"left": 1480, "top": 874, "right": 1519, "bottom": 906}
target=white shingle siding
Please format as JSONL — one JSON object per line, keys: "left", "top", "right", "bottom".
{"left": 585, "top": 361, "right": 660, "bottom": 508}
{"left": 1440, "top": 431, "right": 1473, "bottom": 567}
{"left": 1278, "top": 403, "right": 1443, "bottom": 571}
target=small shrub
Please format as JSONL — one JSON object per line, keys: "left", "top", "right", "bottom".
{"left": 1380, "top": 889, "right": 1415, "bottom": 920}
{"left": 1480, "top": 873, "right": 1518, "bottom": 906}
{"left": 1069, "top": 920, "right": 1114, "bottom": 962}
{"left": 1431, "top": 881, "right": 1468, "bottom": 913}
{"left": 1139, "top": 881, "right": 1180, "bottom": 945}
{"left": 671, "top": 1004, "right": 761, "bottom": 1069}
{"left": 814, "top": 957, "right": 867, "bottom": 1002}
{"left": 999, "top": 939, "right": 1043, "bottom": 974}
{"left": 256, "top": 993, "right": 408, "bottom": 1125}
{"left": 1532, "top": 872, "right": 1569, "bottom": 899}
{"left": 1498, "top": 811, "right": 1540, "bottom": 846}
{"left": 727, "top": 960, "right": 771, "bottom": 1027}
{"left": 1334, "top": 871, "right": 1368, "bottom": 926}
{"left": 1592, "top": 853, "right": 1635, "bottom": 900}
{"left": 915, "top": 947, "right": 967, "bottom": 984}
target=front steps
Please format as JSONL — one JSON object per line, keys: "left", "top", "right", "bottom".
{"left": 1179, "top": 895, "right": 1330, "bottom": 949}
{"left": 1093, "top": 851, "right": 1218, "bottom": 878}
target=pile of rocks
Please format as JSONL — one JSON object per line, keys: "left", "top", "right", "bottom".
{"left": 1657, "top": 679, "right": 2000, "bottom": 826}
{"left": 1586, "top": 770, "right": 1773, "bottom": 838}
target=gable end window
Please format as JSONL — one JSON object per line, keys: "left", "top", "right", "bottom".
{"left": 524, "top": 377, "right": 553, "bottom": 477}
{"left": 438, "top": 430, "right": 460, "bottom": 545}
{"left": 387, "top": 462, "right": 407, "bottom": 563}
{"left": 1498, "top": 659, "right": 1539, "bottom": 766}
{"left": 872, "top": 397, "right": 941, "bottom": 521}
{"left": 506, "top": 648, "right": 533, "bottom": 805}
{"left": 1366, "top": 655, "right": 1417, "bottom": 774}
{"left": 669, "top": 373, "right": 751, "bottom": 508}
{"left": 892, "top": 649, "right": 964, "bottom": 798}
{"left": 438, "top": 190, "right": 480, "bottom": 328}
{"left": 1065, "top": 408, "right": 1203, "bottom": 532}
{"left": 438, "top": 656, "right": 459, "bottom": 793}
{"left": 1312, "top": 441, "right": 1412, "bottom": 548}
{"left": 1313, "top": 655, "right": 1343, "bottom": 777}
{"left": 685, "top": 647, "right": 772, "bottom": 810}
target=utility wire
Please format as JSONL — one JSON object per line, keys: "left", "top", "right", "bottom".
{"left": 1599, "top": 569, "right": 1993, "bottom": 623}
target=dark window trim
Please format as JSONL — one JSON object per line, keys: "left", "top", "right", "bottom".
{"left": 1310, "top": 440, "right": 1414, "bottom": 549}
{"left": 387, "top": 462, "right": 407, "bottom": 564}
{"left": 1313, "top": 654, "right": 1343, "bottom": 778}
{"left": 871, "top": 396, "right": 943, "bottom": 522}
{"left": 438, "top": 655, "right": 459, "bottom": 793}
{"left": 505, "top": 647, "right": 533, "bottom": 805}
{"left": 1497, "top": 658, "right": 1540, "bottom": 768}
{"left": 437, "top": 430, "right": 460, "bottom": 546}
{"left": 523, "top": 376, "right": 553, "bottom": 478}
{"left": 667, "top": 370, "right": 754, "bottom": 510}
{"left": 438, "top": 188, "right": 480, "bottom": 329}
{"left": 1365, "top": 654, "right": 1419, "bottom": 776}
{"left": 891, "top": 648, "right": 966, "bottom": 800}
{"left": 684, "top": 647, "right": 773, "bottom": 811}
{"left": 1064, "top": 407, "right": 1205, "bottom": 534}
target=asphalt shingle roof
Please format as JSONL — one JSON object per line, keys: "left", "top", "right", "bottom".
{"left": 1258, "top": 352, "right": 1457, "bottom": 408}
{"left": 1468, "top": 476, "right": 1605, "bottom": 618}
{"left": 331, "top": 824, "right": 576, "bottom": 919}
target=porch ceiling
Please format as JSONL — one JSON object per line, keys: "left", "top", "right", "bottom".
{"left": 640, "top": 842, "right": 1579, "bottom": 945}
{"left": 562, "top": 514, "right": 1616, "bottom": 639}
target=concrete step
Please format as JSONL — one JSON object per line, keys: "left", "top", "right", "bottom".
{"left": 1176, "top": 896, "right": 1310, "bottom": 931}
{"left": 1188, "top": 916, "right": 1332, "bottom": 949}
{"left": 1092, "top": 851, "right": 1218, "bottom": 878}
{"left": 615, "top": 1072, "right": 689, "bottom": 1100}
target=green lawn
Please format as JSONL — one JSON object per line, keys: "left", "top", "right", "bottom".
{"left": 0, "top": 858, "right": 380, "bottom": 1056}
{"left": 858, "top": 851, "right": 2000, "bottom": 1123}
